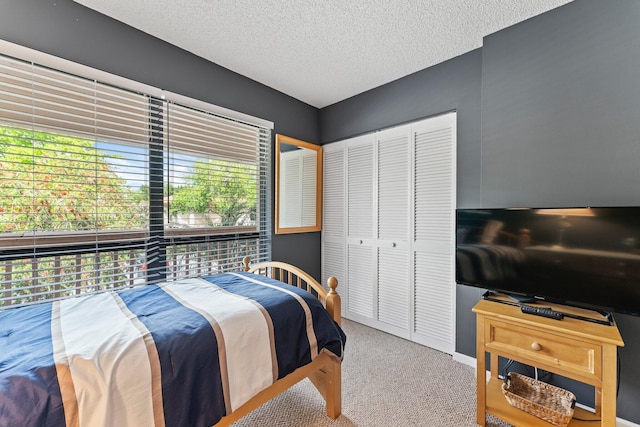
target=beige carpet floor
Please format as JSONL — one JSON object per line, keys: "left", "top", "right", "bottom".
{"left": 231, "top": 319, "right": 511, "bottom": 426}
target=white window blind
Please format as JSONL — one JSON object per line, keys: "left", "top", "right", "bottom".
{"left": 165, "top": 102, "right": 260, "bottom": 231}
{"left": 163, "top": 101, "right": 271, "bottom": 281}
{"left": 0, "top": 48, "right": 271, "bottom": 309}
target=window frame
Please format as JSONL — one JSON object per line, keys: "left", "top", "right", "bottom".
{"left": 0, "top": 40, "right": 273, "bottom": 308}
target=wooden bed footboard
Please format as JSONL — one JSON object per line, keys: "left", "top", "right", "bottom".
{"left": 213, "top": 258, "right": 343, "bottom": 426}
{"left": 242, "top": 257, "right": 341, "bottom": 325}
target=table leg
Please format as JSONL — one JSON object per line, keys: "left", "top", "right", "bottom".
{"left": 476, "top": 316, "right": 486, "bottom": 426}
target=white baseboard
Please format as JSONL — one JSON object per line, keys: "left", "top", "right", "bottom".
{"left": 452, "top": 352, "right": 640, "bottom": 427}
{"left": 453, "top": 351, "right": 475, "bottom": 368}
{"left": 616, "top": 416, "right": 640, "bottom": 427}
{"left": 574, "top": 404, "right": 640, "bottom": 427}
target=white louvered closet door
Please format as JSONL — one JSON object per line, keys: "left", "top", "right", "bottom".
{"left": 322, "top": 112, "right": 456, "bottom": 354}
{"left": 345, "top": 135, "right": 375, "bottom": 320}
{"left": 412, "top": 112, "right": 457, "bottom": 354}
{"left": 322, "top": 143, "right": 345, "bottom": 309}
{"left": 376, "top": 127, "right": 411, "bottom": 335}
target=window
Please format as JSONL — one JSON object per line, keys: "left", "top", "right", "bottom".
{"left": 165, "top": 102, "right": 261, "bottom": 231}
{"left": 0, "top": 42, "right": 272, "bottom": 308}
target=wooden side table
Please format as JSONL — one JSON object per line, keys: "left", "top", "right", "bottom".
{"left": 473, "top": 298, "right": 624, "bottom": 426}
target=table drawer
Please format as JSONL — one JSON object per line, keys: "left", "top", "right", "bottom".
{"left": 485, "top": 319, "right": 601, "bottom": 380}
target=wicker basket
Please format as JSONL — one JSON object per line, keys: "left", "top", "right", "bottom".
{"left": 501, "top": 372, "right": 576, "bottom": 426}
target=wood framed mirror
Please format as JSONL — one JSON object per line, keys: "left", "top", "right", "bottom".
{"left": 275, "top": 134, "right": 322, "bottom": 234}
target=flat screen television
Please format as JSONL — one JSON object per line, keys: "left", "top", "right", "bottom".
{"left": 456, "top": 207, "right": 640, "bottom": 317}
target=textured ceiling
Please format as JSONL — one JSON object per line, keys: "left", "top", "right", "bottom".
{"left": 73, "top": 0, "right": 572, "bottom": 108}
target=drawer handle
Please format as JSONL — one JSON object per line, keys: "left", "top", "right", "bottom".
{"left": 531, "top": 342, "right": 542, "bottom": 351}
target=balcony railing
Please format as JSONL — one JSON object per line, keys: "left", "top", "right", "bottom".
{"left": 0, "top": 238, "right": 263, "bottom": 309}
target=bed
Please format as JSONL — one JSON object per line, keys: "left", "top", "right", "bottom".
{"left": 0, "top": 257, "right": 345, "bottom": 427}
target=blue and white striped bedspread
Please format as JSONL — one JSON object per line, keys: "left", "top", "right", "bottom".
{"left": 0, "top": 272, "right": 346, "bottom": 427}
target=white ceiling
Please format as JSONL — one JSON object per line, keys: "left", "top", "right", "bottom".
{"left": 73, "top": 0, "right": 572, "bottom": 108}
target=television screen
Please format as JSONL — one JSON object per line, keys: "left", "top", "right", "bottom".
{"left": 456, "top": 207, "right": 640, "bottom": 316}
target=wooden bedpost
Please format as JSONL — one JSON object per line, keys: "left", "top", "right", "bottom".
{"left": 325, "top": 276, "right": 341, "bottom": 326}
{"left": 242, "top": 256, "right": 251, "bottom": 272}
{"left": 310, "top": 276, "right": 342, "bottom": 420}
{"left": 323, "top": 356, "right": 342, "bottom": 419}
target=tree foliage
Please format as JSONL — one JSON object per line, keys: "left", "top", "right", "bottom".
{"left": 169, "top": 159, "right": 257, "bottom": 227}
{"left": 0, "top": 127, "right": 147, "bottom": 232}
{"left": 0, "top": 126, "right": 256, "bottom": 233}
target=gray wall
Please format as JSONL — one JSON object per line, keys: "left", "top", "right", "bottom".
{"left": 481, "top": 0, "right": 640, "bottom": 420}
{"left": 0, "top": 0, "right": 322, "bottom": 278}
{"left": 481, "top": 0, "right": 640, "bottom": 208}
{"left": 319, "top": 49, "right": 483, "bottom": 209}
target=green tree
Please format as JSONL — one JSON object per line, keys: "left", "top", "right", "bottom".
{"left": 0, "top": 126, "right": 146, "bottom": 233}
{"left": 169, "top": 159, "right": 257, "bottom": 226}
{"left": 133, "top": 184, "right": 150, "bottom": 203}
